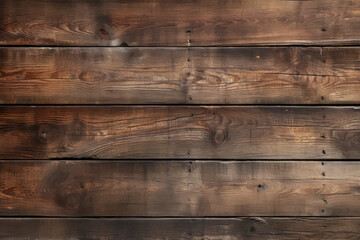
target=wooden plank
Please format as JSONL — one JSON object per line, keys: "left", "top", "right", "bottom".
{"left": 0, "top": 106, "right": 359, "bottom": 159}
{"left": 1, "top": 0, "right": 359, "bottom": 46}
{"left": 1, "top": 47, "right": 359, "bottom": 104}
{"left": 0, "top": 161, "right": 359, "bottom": 216}
{"left": 0, "top": 218, "right": 359, "bottom": 239}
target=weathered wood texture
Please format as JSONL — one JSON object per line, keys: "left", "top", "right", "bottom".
{"left": 0, "top": 218, "right": 359, "bottom": 240}
{"left": 1, "top": 47, "right": 359, "bottom": 104}
{"left": 0, "top": 106, "right": 359, "bottom": 159}
{"left": 1, "top": 0, "right": 359, "bottom": 238}
{"left": 0, "top": 161, "right": 359, "bottom": 216}
{"left": 1, "top": 0, "right": 359, "bottom": 46}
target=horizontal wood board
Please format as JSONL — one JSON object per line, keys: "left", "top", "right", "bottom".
{"left": 1, "top": 0, "right": 360, "bottom": 46}
{"left": 1, "top": 47, "right": 360, "bottom": 104}
{"left": 0, "top": 161, "right": 359, "bottom": 216}
{"left": 0, "top": 106, "right": 359, "bottom": 159}
{"left": 0, "top": 218, "right": 359, "bottom": 239}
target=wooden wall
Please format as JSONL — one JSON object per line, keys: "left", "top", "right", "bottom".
{"left": 0, "top": 0, "right": 359, "bottom": 239}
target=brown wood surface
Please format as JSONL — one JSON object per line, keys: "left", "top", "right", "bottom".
{"left": 0, "top": 161, "right": 359, "bottom": 216}
{"left": 0, "top": 218, "right": 359, "bottom": 240}
{"left": 1, "top": 47, "right": 360, "bottom": 104}
{"left": 1, "top": 0, "right": 360, "bottom": 46}
{"left": 0, "top": 106, "right": 359, "bottom": 159}
{"left": 1, "top": 0, "right": 359, "bottom": 237}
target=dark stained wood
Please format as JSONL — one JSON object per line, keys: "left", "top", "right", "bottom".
{"left": 1, "top": 0, "right": 359, "bottom": 238}
{"left": 0, "top": 217, "right": 359, "bottom": 239}
{"left": 0, "top": 106, "right": 359, "bottom": 159}
{"left": 1, "top": 0, "right": 360, "bottom": 46}
{"left": 0, "top": 161, "right": 359, "bottom": 216}
{"left": 1, "top": 47, "right": 359, "bottom": 104}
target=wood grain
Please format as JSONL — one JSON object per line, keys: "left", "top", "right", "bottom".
{"left": 1, "top": 0, "right": 359, "bottom": 238}
{"left": 1, "top": 47, "right": 360, "bottom": 104}
{"left": 1, "top": 0, "right": 359, "bottom": 46}
{"left": 0, "top": 161, "right": 359, "bottom": 216}
{"left": 0, "top": 217, "right": 359, "bottom": 239}
{"left": 0, "top": 106, "right": 359, "bottom": 159}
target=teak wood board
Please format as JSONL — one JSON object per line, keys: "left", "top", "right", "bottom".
{"left": 1, "top": 0, "right": 360, "bottom": 46}
{"left": 0, "top": 47, "right": 359, "bottom": 104}
{"left": 0, "top": 106, "right": 359, "bottom": 159}
{"left": 0, "top": 218, "right": 359, "bottom": 240}
{"left": 0, "top": 161, "right": 358, "bottom": 216}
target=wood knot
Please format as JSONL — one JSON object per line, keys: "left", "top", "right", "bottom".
{"left": 211, "top": 129, "right": 227, "bottom": 146}
{"left": 60, "top": 191, "right": 86, "bottom": 210}
{"left": 36, "top": 124, "right": 59, "bottom": 144}
{"left": 41, "top": 131, "right": 48, "bottom": 140}
{"left": 96, "top": 23, "right": 113, "bottom": 40}
{"left": 278, "top": 16, "right": 288, "bottom": 22}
